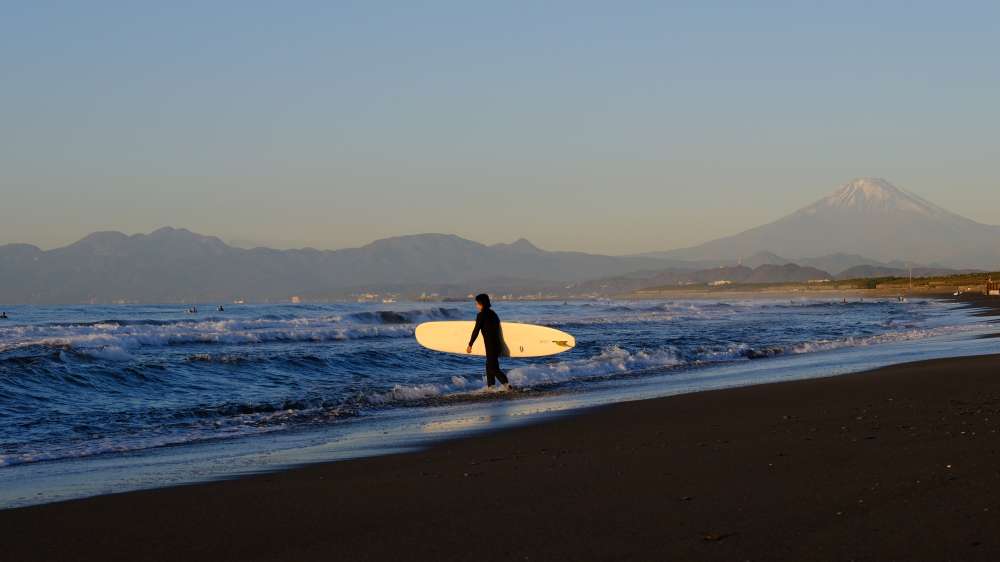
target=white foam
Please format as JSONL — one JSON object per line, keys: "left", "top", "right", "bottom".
{"left": 365, "top": 376, "right": 483, "bottom": 404}
{"left": 0, "top": 317, "right": 417, "bottom": 360}
{"left": 507, "top": 346, "right": 683, "bottom": 387}
{"left": 367, "top": 383, "right": 450, "bottom": 403}
{"left": 74, "top": 345, "right": 136, "bottom": 361}
{"left": 787, "top": 324, "right": 979, "bottom": 354}
{"left": 364, "top": 347, "right": 687, "bottom": 406}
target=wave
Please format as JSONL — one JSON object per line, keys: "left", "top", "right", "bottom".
{"left": 0, "top": 308, "right": 465, "bottom": 360}
{"left": 362, "top": 346, "right": 685, "bottom": 408}
{"left": 507, "top": 346, "right": 683, "bottom": 386}
{"left": 0, "top": 326, "right": 413, "bottom": 361}
{"left": 364, "top": 323, "right": 981, "bottom": 409}
{"left": 0, "top": 313, "right": 450, "bottom": 361}
{"left": 345, "top": 307, "right": 464, "bottom": 324}
{"left": 366, "top": 317, "right": 977, "bottom": 403}
{"left": 544, "top": 299, "right": 936, "bottom": 328}
{"left": 366, "top": 375, "right": 476, "bottom": 404}
{"left": 39, "top": 317, "right": 210, "bottom": 328}
{"left": 784, "top": 325, "right": 975, "bottom": 354}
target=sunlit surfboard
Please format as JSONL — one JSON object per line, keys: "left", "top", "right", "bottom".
{"left": 415, "top": 321, "right": 575, "bottom": 358}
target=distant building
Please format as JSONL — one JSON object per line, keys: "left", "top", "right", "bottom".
{"left": 709, "top": 280, "right": 732, "bottom": 286}
{"left": 290, "top": 296, "right": 302, "bottom": 304}
{"left": 988, "top": 277, "right": 1000, "bottom": 296}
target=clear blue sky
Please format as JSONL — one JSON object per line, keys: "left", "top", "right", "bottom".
{"left": 2, "top": 1, "right": 999, "bottom": 254}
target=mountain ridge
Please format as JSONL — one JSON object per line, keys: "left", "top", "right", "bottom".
{"left": 0, "top": 229, "right": 683, "bottom": 304}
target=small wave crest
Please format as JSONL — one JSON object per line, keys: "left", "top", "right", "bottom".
{"left": 0, "top": 307, "right": 467, "bottom": 361}
{"left": 507, "top": 346, "right": 683, "bottom": 386}
{"left": 363, "top": 346, "right": 686, "bottom": 407}
{"left": 1, "top": 320, "right": 426, "bottom": 361}
{"left": 346, "top": 307, "right": 464, "bottom": 324}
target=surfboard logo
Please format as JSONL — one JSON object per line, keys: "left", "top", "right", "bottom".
{"left": 552, "top": 340, "right": 571, "bottom": 348}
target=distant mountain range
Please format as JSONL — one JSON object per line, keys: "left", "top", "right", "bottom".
{"left": 0, "top": 228, "right": 680, "bottom": 304}
{"left": 646, "top": 178, "right": 1000, "bottom": 269}
{"left": 1, "top": 178, "right": 993, "bottom": 304}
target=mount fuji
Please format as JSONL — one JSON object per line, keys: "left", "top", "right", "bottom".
{"left": 658, "top": 178, "right": 1000, "bottom": 268}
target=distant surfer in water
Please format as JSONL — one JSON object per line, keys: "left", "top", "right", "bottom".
{"left": 467, "top": 293, "right": 511, "bottom": 390}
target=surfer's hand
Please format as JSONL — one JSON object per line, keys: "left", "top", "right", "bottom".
{"left": 466, "top": 346, "right": 472, "bottom": 354}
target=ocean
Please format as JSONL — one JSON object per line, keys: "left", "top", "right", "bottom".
{"left": 1, "top": 297, "right": 996, "bottom": 507}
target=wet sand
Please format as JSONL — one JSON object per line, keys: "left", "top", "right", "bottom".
{"left": 3, "top": 296, "right": 1000, "bottom": 561}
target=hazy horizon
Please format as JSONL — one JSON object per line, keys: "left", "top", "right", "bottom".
{"left": 3, "top": 2, "right": 999, "bottom": 253}
{"left": 6, "top": 175, "right": 1000, "bottom": 258}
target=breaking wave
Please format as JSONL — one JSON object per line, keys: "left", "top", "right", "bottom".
{"left": 0, "top": 307, "right": 467, "bottom": 360}
{"left": 346, "top": 307, "right": 464, "bottom": 324}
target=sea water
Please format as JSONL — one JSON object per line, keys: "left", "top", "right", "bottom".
{"left": 1, "top": 298, "right": 997, "bottom": 507}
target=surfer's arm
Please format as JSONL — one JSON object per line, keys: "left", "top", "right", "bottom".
{"left": 468, "top": 313, "right": 483, "bottom": 349}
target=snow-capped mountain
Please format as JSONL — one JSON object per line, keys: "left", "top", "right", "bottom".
{"left": 800, "top": 178, "right": 957, "bottom": 219}
{"left": 662, "top": 178, "right": 1000, "bottom": 268}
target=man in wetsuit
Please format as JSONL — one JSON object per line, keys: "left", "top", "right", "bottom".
{"left": 466, "top": 293, "right": 511, "bottom": 390}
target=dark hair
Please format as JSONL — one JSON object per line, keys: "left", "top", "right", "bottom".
{"left": 474, "top": 293, "right": 491, "bottom": 308}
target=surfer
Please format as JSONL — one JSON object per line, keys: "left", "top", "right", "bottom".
{"left": 466, "top": 294, "right": 511, "bottom": 390}
{"left": 0, "top": 311, "right": 7, "bottom": 319}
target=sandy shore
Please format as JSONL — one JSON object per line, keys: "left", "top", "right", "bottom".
{"left": 3, "top": 296, "right": 1000, "bottom": 561}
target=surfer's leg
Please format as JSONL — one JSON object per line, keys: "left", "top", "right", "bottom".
{"left": 485, "top": 355, "right": 504, "bottom": 387}
{"left": 485, "top": 356, "right": 497, "bottom": 387}
{"left": 486, "top": 355, "right": 509, "bottom": 389}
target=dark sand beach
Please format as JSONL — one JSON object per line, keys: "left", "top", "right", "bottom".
{"left": 4, "top": 296, "right": 1000, "bottom": 561}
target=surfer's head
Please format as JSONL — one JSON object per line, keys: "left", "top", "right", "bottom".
{"left": 474, "top": 293, "right": 491, "bottom": 311}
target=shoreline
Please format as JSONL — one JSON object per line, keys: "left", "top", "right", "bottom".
{"left": 3, "top": 295, "right": 1000, "bottom": 560}
{"left": 5, "top": 353, "right": 1000, "bottom": 560}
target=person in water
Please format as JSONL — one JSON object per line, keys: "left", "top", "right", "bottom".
{"left": 0, "top": 312, "right": 7, "bottom": 319}
{"left": 466, "top": 293, "right": 511, "bottom": 390}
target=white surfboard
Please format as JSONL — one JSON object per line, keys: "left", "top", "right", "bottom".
{"left": 415, "top": 321, "right": 575, "bottom": 358}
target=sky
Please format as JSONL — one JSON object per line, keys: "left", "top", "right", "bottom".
{"left": 2, "top": 1, "right": 999, "bottom": 255}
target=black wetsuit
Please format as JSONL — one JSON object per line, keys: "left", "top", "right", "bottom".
{"left": 468, "top": 307, "right": 509, "bottom": 387}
